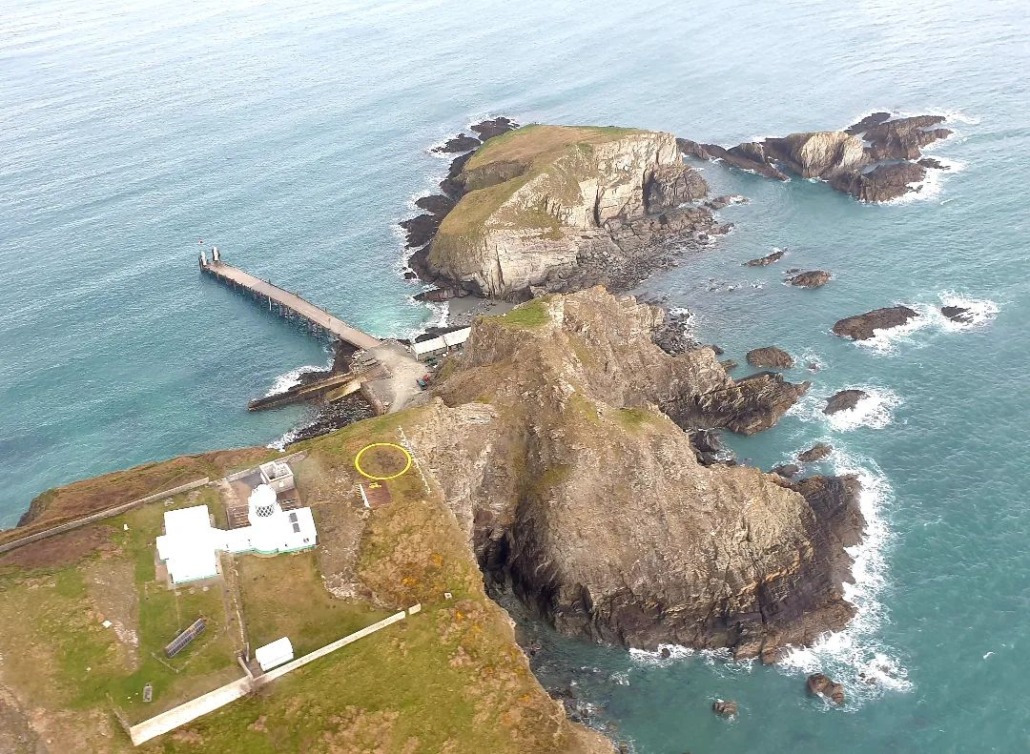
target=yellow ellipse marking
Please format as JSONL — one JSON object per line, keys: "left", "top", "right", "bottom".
{"left": 354, "top": 442, "right": 412, "bottom": 481}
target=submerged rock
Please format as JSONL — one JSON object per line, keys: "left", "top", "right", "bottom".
{"left": 787, "top": 270, "right": 831, "bottom": 288}
{"left": 746, "top": 347, "right": 794, "bottom": 369}
{"left": 824, "top": 389, "right": 868, "bottom": 415}
{"left": 743, "top": 249, "right": 785, "bottom": 267}
{"left": 832, "top": 306, "right": 918, "bottom": 340}
{"left": 798, "top": 443, "right": 833, "bottom": 463}
{"left": 712, "top": 700, "right": 738, "bottom": 718}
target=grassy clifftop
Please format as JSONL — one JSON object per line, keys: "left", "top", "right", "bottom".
{"left": 0, "top": 408, "right": 612, "bottom": 754}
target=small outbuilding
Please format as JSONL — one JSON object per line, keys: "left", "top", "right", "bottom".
{"left": 254, "top": 637, "right": 295, "bottom": 672}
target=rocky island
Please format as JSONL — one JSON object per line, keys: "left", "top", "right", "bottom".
{"left": 408, "top": 124, "right": 727, "bottom": 300}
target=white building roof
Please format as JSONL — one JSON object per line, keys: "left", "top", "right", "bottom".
{"left": 411, "top": 336, "right": 446, "bottom": 356}
{"left": 254, "top": 637, "right": 294, "bottom": 671}
{"left": 156, "top": 506, "right": 219, "bottom": 584}
{"left": 442, "top": 328, "right": 471, "bottom": 347}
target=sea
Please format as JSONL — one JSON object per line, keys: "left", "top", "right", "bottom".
{"left": 1, "top": 0, "right": 1028, "bottom": 751}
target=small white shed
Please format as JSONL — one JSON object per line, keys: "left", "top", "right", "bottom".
{"left": 254, "top": 637, "right": 295, "bottom": 672}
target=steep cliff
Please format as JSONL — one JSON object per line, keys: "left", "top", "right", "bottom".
{"left": 404, "top": 288, "right": 862, "bottom": 660}
{"left": 423, "top": 125, "right": 719, "bottom": 299}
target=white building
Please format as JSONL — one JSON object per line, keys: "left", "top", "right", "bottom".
{"left": 156, "top": 483, "right": 317, "bottom": 586}
{"left": 155, "top": 506, "right": 221, "bottom": 584}
{"left": 258, "top": 460, "right": 295, "bottom": 494}
{"left": 254, "top": 636, "right": 295, "bottom": 671}
{"left": 410, "top": 327, "right": 471, "bottom": 361}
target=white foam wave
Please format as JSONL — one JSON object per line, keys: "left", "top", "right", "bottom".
{"left": 878, "top": 154, "right": 965, "bottom": 206}
{"left": 789, "top": 386, "right": 901, "bottom": 431}
{"left": 267, "top": 427, "right": 301, "bottom": 452}
{"left": 936, "top": 291, "right": 1000, "bottom": 331}
{"left": 264, "top": 365, "right": 324, "bottom": 397}
{"left": 778, "top": 459, "right": 912, "bottom": 703}
{"left": 846, "top": 296, "right": 999, "bottom": 354}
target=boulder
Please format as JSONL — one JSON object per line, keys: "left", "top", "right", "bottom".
{"left": 824, "top": 389, "right": 868, "bottom": 415}
{"left": 746, "top": 347, "right": 794, "bottom": 369}
{"left": 743, "top": 250, "right": 784, "bottom": 267}
{"left": 807, "top": 673, "right": 846, "bottom": 705}
{"left": 712, "top": 700, "right": 738, "bottom": 718}
{"left": 772, "top": 464, "right": 800, "bottom": 479}
{"left": 798, "top": 443, "right": 833, "bottom": 463}
{"left": 787, "top": 270, "right": 831, "bottom": 288}
{"left": 941, "top": 305, "right": 972, "bottom": 323}
{"left": 720, "top": 359, "right": 739, "bottom": 372}
{"left": 832, "top": 306, "right": 918, "bottom": 340}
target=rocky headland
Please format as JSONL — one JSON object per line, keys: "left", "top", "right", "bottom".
{"left": 398, "top": 288, "right": 864, "bottom": 661}
{"left": 679, "top": 112, "right": 954, "bottom": 202}
{"left": 405, "top": 122, "right": 729, "bottom": 301}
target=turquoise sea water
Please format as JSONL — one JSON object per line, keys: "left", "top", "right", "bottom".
{"left": 2, "top": 0, "right": 1028, "bottom": 751}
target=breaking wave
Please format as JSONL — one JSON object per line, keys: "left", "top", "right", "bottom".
{"left": 789, "top": 386, "right": 902, "bottom": 431}
{"left": 264, "top": 365, "right": 325, "bottom": 397}
{"left": 777, "top": 458, "right": 912, "bottom": 705}
{"left": 850, "top": 295, "right": 999, "bottom": 354}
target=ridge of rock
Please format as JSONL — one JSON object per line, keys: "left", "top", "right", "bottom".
{"left": 681, "top": 113, "right": 953, "bottom": 202}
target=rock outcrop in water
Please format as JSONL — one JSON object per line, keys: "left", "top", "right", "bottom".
{"left": 402, "top": 287, "right": 863, "bottom": 660}
{"left": 409, "top": 124, "right": 727, "bottom": 300}
{"left": 744, "top": 249, "right": 785, "bottom": 267}
{"left": 746, "top": 346, "right": 794, "bottom": 369}
{"left": 833, "top": 305, "right": 919, "bottom": 340}
{"left": 787, "top": 270, "right": 831, "bottom": 288}
{"left": 824, "top": 389, "right": 868, "bottom": 414}
{"left": 679, "top": 113, "right": 953, "bottom": 202}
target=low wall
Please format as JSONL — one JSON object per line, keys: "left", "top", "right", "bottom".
{"left": 128, "top": 604, "right": 421, "bottom": 746}
{"left": 0, "top": 477, "right": 210, "bottom": 555}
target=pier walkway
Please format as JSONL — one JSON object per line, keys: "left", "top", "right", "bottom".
{"left": 201, "top": 260, "right": 381, "bottom": 351}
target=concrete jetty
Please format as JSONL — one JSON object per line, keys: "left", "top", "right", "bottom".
{"left": 199, "top": 249, "right": 381, "bottom": 351}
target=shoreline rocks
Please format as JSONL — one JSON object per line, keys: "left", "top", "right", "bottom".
{"left": 824, "top": 389, "right": 868, "bottom": 414}
{"left": 746, "top": 346, "right": 794, "bottom": 369}
{"left": 787, "top": 270, "right": 831, "bottom": 288}
{"left": 832, "top": 305, "right": 918, "bottom": 340}
{"left": 712, "top": 700, "right": 738, "bottom": 718}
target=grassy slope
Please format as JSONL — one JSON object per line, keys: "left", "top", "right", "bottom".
{"left": 0, "top": 406, "right": 605, "bottom": 754}
{"left": 5, "top": 447, "right": 276, "bottom": 544}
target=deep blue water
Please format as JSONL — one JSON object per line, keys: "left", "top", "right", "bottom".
{"left": 2, "top": 0, "right": 1028, "bottom": 751}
